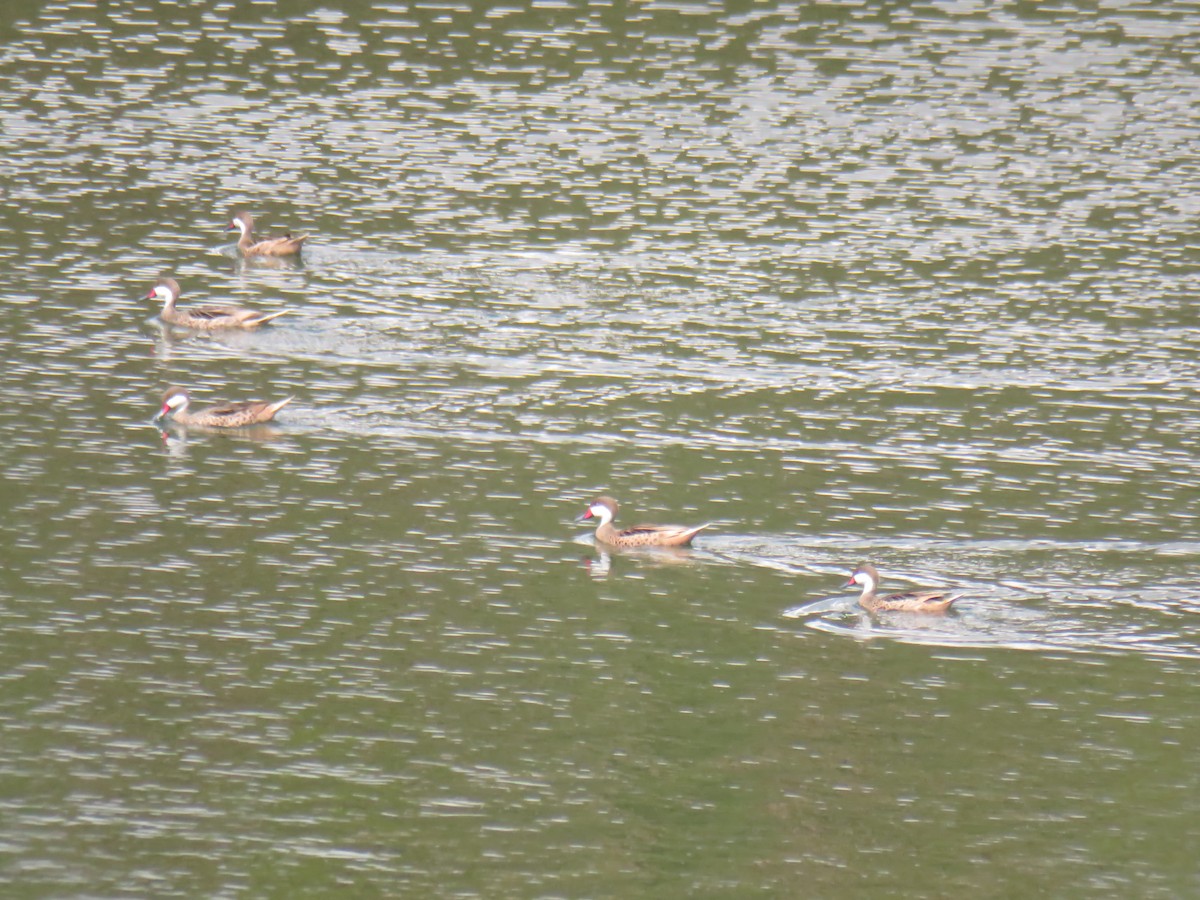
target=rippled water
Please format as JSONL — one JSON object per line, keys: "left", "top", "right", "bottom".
{"left": 2, "top": 1, "right": 1199, "bottom": 896}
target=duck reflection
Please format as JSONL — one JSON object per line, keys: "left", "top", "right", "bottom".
{"left": 581, "top": 544, "right": 704, "bottom": 580}
{"left": 155, "top": 416, "right": 289, "bottom": 446}
{"left": 231, "top": 252, "right": 305, "bottom": 273}
{"left": 155, "top": 421, "right": 291, "bottom": 458}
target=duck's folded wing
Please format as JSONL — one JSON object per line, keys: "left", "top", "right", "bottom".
{"left": 622, "top": 523, "right": 709, "bottom": 540}
{"left": 884, "top": 588, "right": 944, "bottom": 602}
{"left": 884, "top": 588, "right": 963, "bottom": 608}
{"left": 188, "top": 304, "right": 243, "bottom": 321}
{"left": 621, "top": 524, "right": 666, "bottom": 537}
{"left": 201, "top": 401, "right": 260, "bottom": 421}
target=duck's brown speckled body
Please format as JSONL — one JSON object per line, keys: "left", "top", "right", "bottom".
{"left": 147, "top": 277, "right": 288, "bottom": 330}
{"left": 228, "top": 211, "right": 308, "bottom": 257}
{"left": 155, "top": 386, "right": 292, "bottom": 428}
{"left": 848, "top": 563, "right": 962, "bottom": 613}
{"left": 579, "top": 496, "right": 709, "bottom": 549}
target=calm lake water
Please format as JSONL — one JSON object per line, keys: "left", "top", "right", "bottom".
{"left": 2, "top": 1, "right": 1199, "bottom": 896}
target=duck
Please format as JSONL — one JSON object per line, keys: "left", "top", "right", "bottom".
{"left": 847, "top": 563, "right": 962, "bottom": 613}
{"left": 227, "top": 210, "right": 308, "bottom": 257}
{"left": 578, "top": 495, "right": 709, "bottom": 549}
{"left": 154, "top": 386, "right": 293, "bottom": 428}
{"left": 146, "top": 276, "right": 288, "bottom": 330}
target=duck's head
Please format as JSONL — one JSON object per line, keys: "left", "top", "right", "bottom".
{"left": 846, "top": 563, "right": 879, "bottom": 591}
{"left": 145, "top": 276, "right": 180, "bottom": 304}
{"left": 579, "top": 496, "right": 618, "bottom": 526}
{"left": 155, "top": 386, "right": 191, "bottom": 421}
{"left": 227, "top": 211, "right": 253, "bottom": 235}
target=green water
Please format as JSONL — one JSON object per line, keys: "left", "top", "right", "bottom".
{"left": 1, "top": 1, "right": 1199, "bottom": 896}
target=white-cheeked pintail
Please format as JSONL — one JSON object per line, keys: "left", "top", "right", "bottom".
{"left": 227, "top": 211, "right": 308, "bottom": 257}
{"left": 578, "top": 495, "right": 709, "bottom": 549}
{"left": 147, "top": 276, "right": 288, "bottom": 330}
{"left": 154, "top": 386, "right": 293, "bottom": 428}
{"left": 847, "top": 563, "right": 963, "bottom": 613}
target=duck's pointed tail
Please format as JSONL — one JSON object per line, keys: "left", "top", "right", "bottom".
{"left": 248, "top": 309, "right": 289, "bottom": 326}
{"left": 265, "top": 396, "right": 294, "bottom": 419}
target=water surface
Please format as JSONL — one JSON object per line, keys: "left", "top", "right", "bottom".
{"left": 2, "top": 1, "right": 1199, "bottom": 896}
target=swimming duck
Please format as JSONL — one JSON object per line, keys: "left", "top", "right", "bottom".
{"left": 227, "top": 211, "right": 308, "bottom": 257}
{"left": 578, "top": 496, "right": 709, "bottom": 549}
{"left": 154, "top": 386, "right": 293, "bottom": 428}
{"left": 146, "top": 277, "right": 288, "bottom": 330}
{"left": 847, "top": 563, "right": 962, "bottom": 613}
